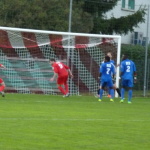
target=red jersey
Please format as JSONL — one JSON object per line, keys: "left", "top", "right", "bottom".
{"left": 52, "top": 62, "right": 69, "bottom": 76}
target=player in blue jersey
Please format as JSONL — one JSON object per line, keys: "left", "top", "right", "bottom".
{"left": 98, "top": 55, "right": 116, "bottom": 102}
{"left": 120, "top": 54, "right": 137, "bottom": 104}
{"left": 96, "top": 52, "right": 121, "bottom": 98}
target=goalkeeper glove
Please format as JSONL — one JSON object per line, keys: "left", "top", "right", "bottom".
{"left": 134, "top": 76, "right": 137, "bottom": 84}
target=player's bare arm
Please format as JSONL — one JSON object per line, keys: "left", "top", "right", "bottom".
{"left": 50, "top": 72, "right": 57, "bottom": 81}
{"left": 68, "top": 69, "right": 73, "bottom": 78}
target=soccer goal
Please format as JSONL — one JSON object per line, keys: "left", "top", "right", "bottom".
{"left": 0, "top": 26, "right": 121, "bottom": 96}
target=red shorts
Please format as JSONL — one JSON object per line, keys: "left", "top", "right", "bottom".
{"left": 57, "top": 75, "right": 68, "bottom": 85}
{"left": 0, "top": 78, "right": 3, "bottom": 83}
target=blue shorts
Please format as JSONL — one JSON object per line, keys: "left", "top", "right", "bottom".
{"left": 100, "top": 79, "right": 113, "bottom": 88}
{"left": 121, "top": 79, "right": 133, "bottom": 87}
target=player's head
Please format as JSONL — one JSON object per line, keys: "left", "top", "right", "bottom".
{"left": 107, "top": 52, "right": 112, "bottom": 59}
{"left": 49, "top": 58, "right": 56, "bottom": 65}
{"left": 104, "top": 56, "right": 110, "bottom": 62}
{"left": 122, "top": 54, "right": 128, "bottom": 60}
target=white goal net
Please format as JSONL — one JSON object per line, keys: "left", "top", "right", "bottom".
{"left": 0, "top": 26, "right": 121, "bottom": 95}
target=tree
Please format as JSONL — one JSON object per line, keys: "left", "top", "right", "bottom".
{"left": 92, "top": 7, "right": 146, "bottom": 34}
{"left": 0, "top": 0, "right": 93, "bottom": 32}
{"left": 81, "top": 0, "right": 146, "bottom": 34}
{"left": 0, "top": 0, "right": 71, "bottom": 31}
{"left": 0, "top": 0, "right": 146, "bottom": 34}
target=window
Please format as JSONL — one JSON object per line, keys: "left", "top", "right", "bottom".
{"left": 122, "top": 0, "right": 125, "bottom": 8}
{"left": 122, "top": 0, "right": 135, "bottom": 10}
{"left": 128, "top": 0, "right": 135, "bottom": 10}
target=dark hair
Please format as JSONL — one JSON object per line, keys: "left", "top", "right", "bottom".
{"left": 122, "top": 54, "right": 128, "bottom": 60}
{"left": 50, "top": 58, "right": 56, "bottom": 62}
{"left": 105, "top": 56, "right": 110, "bottom": 62}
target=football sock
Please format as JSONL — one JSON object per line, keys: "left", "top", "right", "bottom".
{"left": 97, "top": 89, "right": 100, "bottom": 95}
{"left": 58, "top": 86, "right": 66, "bottom": 95}
{"left": 121, "top": 88, "right": 125, "bottom": 99}
{"left": 116, "top": 88, "right": 121, "bottom": 97}
{"left": 128, "top": 89, "right": 132, "bottom": 102}
{"left": 0, "top": 85, "right": 5, "bottom": 92}
{"left": 64, "top": 84, "right": 69, "bottom": 94}
{"left": 100, "top": 89, "right": 103, "bottom": 99}
{"left": 110, "top": 88, "right": 114, "bottom": 99}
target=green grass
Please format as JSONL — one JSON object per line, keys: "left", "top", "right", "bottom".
{"left": 0, "top": 94, "right": 150, "bottom": 150}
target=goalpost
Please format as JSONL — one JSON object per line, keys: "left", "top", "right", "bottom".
{"left": 0, "top": 26, "right": 121, "bottom": 96}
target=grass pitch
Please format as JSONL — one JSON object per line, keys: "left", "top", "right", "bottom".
{"left": 0, "top": 94, "right": 150, "bottom": 150}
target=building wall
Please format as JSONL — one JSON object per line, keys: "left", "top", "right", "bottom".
{"left": 106, "top": 0, "right": 150, "bottom": 44}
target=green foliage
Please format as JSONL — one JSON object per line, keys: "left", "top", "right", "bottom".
{"left": 0, "top": 0, "right": 93, "bottom": 32}
{"left": 0, "top": 0, "right": 70, "bottom": 30}
{"left": 83, "top": 0, "right": 118, "bottom": 17}
{"left": 71, "top": 1, "right": 93, "bottom": 33}
{"left": 121, "top": 44, "right": 150, "bottom": 61}
{"left": 0, "top": 0, "right": 147, "bottom": 34}
{"left": 92, "top": 8, "right": 146, "bottom": 34}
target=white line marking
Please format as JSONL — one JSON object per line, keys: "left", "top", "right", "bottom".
{"left": 0, "top": 118, "right": 149, "bottom": 122}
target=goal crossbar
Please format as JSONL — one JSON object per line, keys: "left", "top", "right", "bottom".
{"left": 0, "top": 26, "right": 121, "bottom": 38}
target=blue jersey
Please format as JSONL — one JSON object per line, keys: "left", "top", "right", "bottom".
{"left": 100, "top": 61, "right": 116, "bottom": 80}
{"left": 110, "top": 60, "right": 115, "bottom": 65}
{"left": 100, "top": 59, "right": 115, "bottom": 65}
{"left": 99, "top": 60, "right": 115, "bottom": 71}
{"left": 120, "top": 59, "right": 136, "bottom": 79}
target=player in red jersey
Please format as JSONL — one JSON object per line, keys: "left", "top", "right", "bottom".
{"left": 0, "top": 64, "right": 6, "bottom": 97}
{"left": 49, "top": 58, "right": 73, "bottom": 97}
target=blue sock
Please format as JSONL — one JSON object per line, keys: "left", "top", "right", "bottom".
{"left": 128, "top": 89, "right": 132, "bottom": 102}
{"left": 121, "top": 88, "right": 125, "bottom": 99}
{"left": 110, "top": 89, "right": 114, "bottom": 99}
{"left": 100, "top": 89, "right": 103, "bottom": 99}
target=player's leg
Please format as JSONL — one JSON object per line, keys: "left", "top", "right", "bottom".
{"left": 108, "top": 80, "right": 114, "bottom": 102}
{"left": 0, "top": 78, "right": 5, "bottom": 97}
{"left": 127, "top": 79, "right": 133, "bottom": 104}
{"left": 120, "top": 87, "right": 125, "bottom": 102}
{"left": 99, "top": 87, "right": 104, "bottom": 100}
{"left": 95, "top": 79, "right": 101, "bottom": 98}
{"left": 120, "top": 79, "right": 126, "bottom": 102}
{"left": 99, "top": 88, "right": 103, "bottom": 102}
{"left": 120, "top": 86, "right": 126, "bottom": 103}
{"left": 58, "top": 84, "right": 66, "bottom": 95}
{"left": 63, "top": 75, "right": 69, "bottom": 95}
{"left": 94, "top": 88, "right": 100, "bottom": 98}
{"left": 109, "top": 87, "right": 114, "bottom": 102}
{"left": 98, "top": 82, "right": 106, "bottom": 101}
{"left": 113, "top": 83, "right": 121, "bottom": 98}
{"left": 128, "top": 87, "right": 132, "bottom": 104}
{"left": 57, "top": 76, "right": 67, "bottom": 96}
{"left": 107, "top": 87, "right": 111, "bottom": 98}
{"left": 116, "top": 87, "right": 121, "bottom": 97}
{"left": 97, "top": 88, "right": 100, "bottom": 95}
{"left": 108, "top": 78, "right": 115, "bottom": 98}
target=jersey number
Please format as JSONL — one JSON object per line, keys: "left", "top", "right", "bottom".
{"left": 106, "top": 68, "right": 110, "bottom": 74}
{"left": 58, "top": 63, "right": 63, "bottom": 69}
{"left": 126, "top": 66, "right": 130, "bottom": 72}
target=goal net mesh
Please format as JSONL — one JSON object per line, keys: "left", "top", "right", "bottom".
{"left": 0, "top": 27, "right": 120, "bottom": 95}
